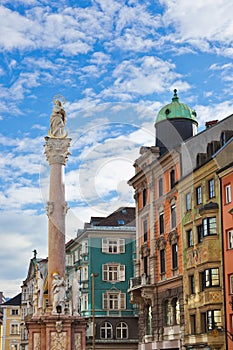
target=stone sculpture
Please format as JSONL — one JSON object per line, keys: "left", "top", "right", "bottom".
{"left": 52, "top": 273, "right": 66, "bottom": 314}
{"left": 49, "top": 98, "right": 67, "bottom": 138}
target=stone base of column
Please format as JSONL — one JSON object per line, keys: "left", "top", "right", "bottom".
{"left": 27, "top": 315, "right": 87, "bottom": 350}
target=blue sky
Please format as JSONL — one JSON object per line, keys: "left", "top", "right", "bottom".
{"left": 1, "top": 0, "right": 233, "bottom": 297}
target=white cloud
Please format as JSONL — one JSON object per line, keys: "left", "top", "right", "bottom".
{"left": 160, "top": 0, "right": 233, "bottom": 54}
{"left": 102, "top": 56, "right": 184, "bottom": 98}
{"left": 0, "top": 6, "right": 35, "bottom": 50}
{"left": 0, "top": 211, "right": 47, "bottom": 297}
{"left": 194, "top": 100, "right": 233, "bottom": 128}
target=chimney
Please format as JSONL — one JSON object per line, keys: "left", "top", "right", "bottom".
{"left": 205, "top": 120, "right": 218, "bottom": 128}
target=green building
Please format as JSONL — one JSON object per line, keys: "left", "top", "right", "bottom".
{"left": 66, "top": 206, "right": 138, "bottom": 350}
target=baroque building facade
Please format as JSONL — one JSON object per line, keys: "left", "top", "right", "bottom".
{"left": 1, "top": 293, "right": 21, "bottom": 350}
{"left": 178, "top": 134, "right": 233, "bottom": 349}
{"left": 216, "top": 137, "right": 233, "bottom": 349}
{"left": 66, "top": 206, "right": 139, "bottom": 350}
{"left": 128, "top": 89, "right": 233, "bottom": 350}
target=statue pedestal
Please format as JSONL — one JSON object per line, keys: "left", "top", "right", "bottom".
{"left": 27, "top": 314, "right": 87, "bottom": 350}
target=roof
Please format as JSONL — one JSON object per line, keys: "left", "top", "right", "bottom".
{"left": 3, "top": 293, "right": 21, "bottom": 306}
{"left": 84, "top": 207, "right": 135, "bottom": 228}
{"left": 155, "top": 89, "right": 197, "bottom": 125}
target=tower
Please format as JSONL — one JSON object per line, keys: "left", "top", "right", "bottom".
{"left": 155, "top": 89, "right": 198, "bottom": 155}
{"left": 26, "top": 97, "right": 86, "bottom": 350}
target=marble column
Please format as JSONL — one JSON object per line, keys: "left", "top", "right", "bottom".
{"left": 44, "top": 137, "right": 71, "bottom": 308}
{"left": 27, "top": 98, "right": 87, "bottom": 350}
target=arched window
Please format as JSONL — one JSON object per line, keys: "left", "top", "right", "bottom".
{"left": 163, "top": 300, "right": 171, "bottom": 326}
{"left": 116, "top": 322, "right": 128, "bottom": 339}
{"left": 100, "top": 322, "right": 113, "bottom": 339}
{"left": 171, "top": 297, "right": 180, "bottom": 325}
{"left": 146, "top": 305, "right": 152, "bottom": 335}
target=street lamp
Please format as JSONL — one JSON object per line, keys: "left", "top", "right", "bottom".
{"left": 91, "top": 273, "right": 99, "bottom": 350}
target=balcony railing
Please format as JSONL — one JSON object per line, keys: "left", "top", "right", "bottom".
{"left": 129, "top": 274, "right": 151, "bottom": 289}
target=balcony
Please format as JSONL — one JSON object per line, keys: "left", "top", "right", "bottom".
{"left": 128, "top": 274, "right": 153, "bottom": 305}
{"left": 129, "top": 274, "right": 151, "bottom": 290}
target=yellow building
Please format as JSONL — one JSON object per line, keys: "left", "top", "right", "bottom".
{"left": 178, "top": 131, "right": 233, "bottom": 350}
{"left": 1, "top": 293, "right": 21, "bottom": 350}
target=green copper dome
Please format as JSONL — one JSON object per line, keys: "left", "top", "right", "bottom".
{"left": 155, "top": 89, "right": 197, "bottom": 125}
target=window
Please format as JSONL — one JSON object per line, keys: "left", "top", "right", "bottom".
{"left": 116, "top": 322, "right": 128, "bottom": 339}
{"left": 228, "top": 230, "right": 233, "bottom": 249}
{"left": 172, "top": 243, "right": 178, "bottom": 269}
{"left": 118, "top": 219, "right": 124, "bottom": 225}
{"left": 197, "top": 224, "right": 203, "bottom": 243}
{"left": 189, "top": 275, "right": 195, "bottom": 294}
{"left": 67, "top": 253, "right": 73, "bottom": 266}
{"left": 186, "top": 192, "right": 191, "bottom": 211}
{"left": 158, "top": 178, "right": 163, "bottom": 197}
{"left": 171, "top": 204, "right": 176, "bottom": 228}
{"left": 102, "top": 264, "right": 125, "bottom": 282}
{"left": 208, "top": 178, "right": 215, "bottom": 199}
{"left": 143, "top": 219, "right": 148, "bottom": 242}
{"left": 21, "top": 327, "right": 28, "bottom": 340}
{"left": 100, "top": 322, "right": 113, "bottom": 339}
{"left": 143, "top": 256, "right": 148, "bottom": 277}
{"left": 146, "top": 305, "right": 152, "bottom": 335}
{"left": 190, "top": 314, "right": 196, "bottom": 334}
{"left": 170, "top": 169, "right": 175, "bottom": 189}
{"left": 103, "top": 291, "right": 126, "bottom": 310}
{"left": 201, "top": 268, "right": 220, "bottom": 290}
{"left": 230, "top": 275, "right": 233, "bottom": 294}
{"left": 187, "top": 229, "right": 193, "bottom": 247}
{"left": 102, "top": 238, "right": 125, "bottom": 254}
{"left": 163, "top": 300, "right": 171, "bottom": 325}
{"left": 225, "top": 184, "right": 232, "bottom": 204}
{"left": 11, "top": 309, "right": 19, "bottom": 316}
{"left": 74, "top": 249, "right": 80, "bottom": 262}
{"left": 10, "top": 345, "right": 18, "bottom": 350}
{"left": 159, "top": 212, "right": 164, "bottom": 235}
{"left": 81, "top": 294, "right": 88, "bottom": 311}
{"left": 207, "top": 310, "right": 222, "bottom": 330}
{"left": 201, "top": 312, "right": 207, "bottom": 333}
{"left": 203, "top": 217, "right": 217, "bottom": 236}
{"left": 196, "top": 186, "right": 202, "bottom": 205}
{"left": 81, "top": 241, "right": 88, "bottom": 255}
{"left": 81, "top": 266, "right": 88, "bottom": 282}
{"left": 143, "top": 188, "right": 147, "bottom": 207}
{"left": 160, "top": 249, "right": 166, "bottom": 274}
{"left": 10, "top": 323, "right": 19, "bottom": 335}
{"left": 171, "top": 297, "right": 180, "bottom": 325}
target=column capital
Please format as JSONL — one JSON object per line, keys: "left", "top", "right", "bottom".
{"left": 44, "top": 137, "right": 71, "bottom": 165}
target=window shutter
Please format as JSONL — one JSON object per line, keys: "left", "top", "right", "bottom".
{"left": 102, "top": 292, "right": 108, "bottom": 309}
{"left": 120, "top": 293, "right": 126, "bottom": 309}
{"left": 119, "top": 239, "right": 125, "bottom": 253}
{"left": 102, "top": 264, "right": 107, "bottom": 281}
{"left": 102, "top": 239, "right": 108, "bottom": 253}
{"left": 119, "top": 265, "right": 125, "bottom": 281}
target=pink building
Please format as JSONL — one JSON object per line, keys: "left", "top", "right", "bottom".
{"left": 217, "top": 137, "right": 233, "bottom": 349}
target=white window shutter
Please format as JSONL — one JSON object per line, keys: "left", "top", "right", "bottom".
{"left": 119, "top": 265, "right": 125, "bottom": 281}
{"left": 102, "top": 239, "right": 108, "bottom": 253}
{"left": 102, "top": 264, "right": 107, "bottom": 281}
{"left": 119, "top": 239, "right": 125, "bottom": 253}
{"left": 120, "top": 293, "right": 126, "bottom": 309}
{"left": 102, "top": 292, "right": 108, "bottom": 309}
